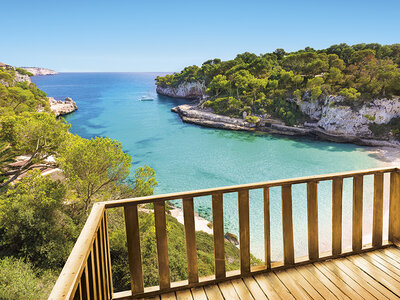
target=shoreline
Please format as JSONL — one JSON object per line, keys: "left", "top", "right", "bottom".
{"left": 171, "top": 103, "right": 400, "bottom": 148}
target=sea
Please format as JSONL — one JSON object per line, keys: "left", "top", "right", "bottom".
{"left": 32, "top": 72, "right": 385, "bottom": 261}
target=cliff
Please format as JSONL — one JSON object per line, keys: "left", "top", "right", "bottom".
{"left": 159, "top": 81, "right": 400, "bottom": 146}
{"left": 156, "top": 81, "right": 205, "bottom": 99}
{"left": 21, "top": 67, "right": 57, "bottom": 76}
{"left": 298, "top": 96, "right": 400, "bottom": 138}
{"left": 49, "top": 97, "right": 78, "bottom": 117}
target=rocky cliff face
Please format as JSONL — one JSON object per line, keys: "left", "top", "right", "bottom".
{"left": 21, "top": 67, "right": 57, "bottom": 76}
{"left": 49, "top": 97, "right": 78, "bottom": 117}
{"left": 0, "top": 70, "right": 31, "bottom": 86}
{"left": 156, "top": 81, "right": 205, "bottom": 99}
{"left": 298, "top": 96, "right": 400, "bottom": 137}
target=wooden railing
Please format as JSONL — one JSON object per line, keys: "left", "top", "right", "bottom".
{"left": 49, "top": 167, "right": 400, "bottom": 299}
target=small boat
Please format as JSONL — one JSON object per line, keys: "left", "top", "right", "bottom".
{"left": 138, "top": 96, "right": 154, "bottom": 101}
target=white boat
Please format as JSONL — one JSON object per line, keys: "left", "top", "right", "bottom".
{"left": 138, "top": 96, "right": 154, "bottom": 101}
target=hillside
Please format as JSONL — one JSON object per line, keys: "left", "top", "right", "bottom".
{"left": 156, "top": 43, "right": 400, "bottom": 145}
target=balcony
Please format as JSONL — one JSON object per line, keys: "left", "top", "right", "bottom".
{"left": 49, "top": 167, "right": 400, "bottom": 299}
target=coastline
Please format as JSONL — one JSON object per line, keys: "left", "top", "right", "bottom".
{"left": 171, "top": 103, "right": 400, "bottom": 148}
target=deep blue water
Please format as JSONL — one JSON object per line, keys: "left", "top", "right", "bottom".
{"left": 33, "top": 73, "right": 383, "bottom": 260}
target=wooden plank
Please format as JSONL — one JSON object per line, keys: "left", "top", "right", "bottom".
{"left": 389, "top": 171, "right": 400, "bottom": 243}
{"left": 307, "top": 182, "right": 319, "bottom": 260}
{"left": 188, "top": 288, "right": 205, "bottom": 300}
{"left": 313, "top": 262, "right": 363, "bottom": 299}
{"left": 348, "top": 255, "right": 400, "bottom": 294}
{"left": 218, "top": 281, "right": 239, "bottom": 300}
{"left": 264, "top": 187, "right": 271, "bottom": 269}
{"left": 265, "top": 272, "right": 294, "bottom": 299}
{"left": 238, "top": 190, "right": 250, "bottom": 274}
{"left": 212, "top": 192, "right": 225, "bottom": 279}
{"left": 94, "top": 232, "right": 103, "bottom": 300}
{"left": 160, "top": 292, "right": 177, "bottom": 300}
{"left": 104, "top": 211, "right": 113, "bottom": 298}
{"left": 99, "top": 218, "right": 108, "bottom": 300}
{"left": 88, "top": 250, "right": 98, "bottom": 299}
{"left": 294, "top": 265, "right": 338, "bottom": 299}
{"left": 183, "top": 197, "right": 199, "bottom": 284}
{"left": 338, "top": 258, "right": 396, "bottom": 299}
{"left": 282, "top": 185, "right": 294, "bottom": 265}
{"left": 253, "top": 274, "right": 280, "bottom": 299}
{"left": 176, "top": 289, "right": 193, "bottom": 300}
{"left": 48, "top": 203, "right": 105, "bottom": 300}
{"left": 302, "top": 264, "right": 349, "bottom": 299}
{"left": 352, "top": 175, "right": 363, "bottom": 252}
{"left": 124, "top": 205, "right": 144, "bottom": 293}
{"left": 373, "top": 173, "right": 384, "bottom": 247}
{"left": 81, "top": 266, "right": 90, "bottom": 299}
{"left": 285, "top": 268, "right": 322, "bottom": 299}
{"left": 383, "top": 247, "right": 400, "bottom": 262}
{"left": 321, "top": 260, "right": 380, "bottom": 299}
{"left": 103, "top": 167, "right": 398, "bottom": 208}
{"left": 332, "top": 178, "right": 343, "bottom": 256}
{"left": 364, "top": 252, "right": 400, "bottom": 279}
{"left": 243, "top": 276, "right": 268, "bottom": 299}
{"left": 204, "top": 285, "right": 224, "bottom": 300}
{"left": 231, "top": 278, "right": 255, "bottom": 299}
{"left": 274, "top": 270, "right": 312, "bottom": 299}
{"left": 154, "top": 201, "right": 171, "bottom": 289}
{"left": 190, "top": 287, "right": 207, "bottom": 300}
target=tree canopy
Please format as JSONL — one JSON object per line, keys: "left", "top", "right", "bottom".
{"left": 156, "top": 43, "right": 400, "bottom": 126}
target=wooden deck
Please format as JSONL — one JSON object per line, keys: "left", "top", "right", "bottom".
{"left": 142, "top": 246, "right": 400, "bottom": 299}
{"left": 49, "top": 167, "right": 400, "bottom": 300}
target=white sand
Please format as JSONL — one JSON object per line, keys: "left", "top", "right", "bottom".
{"left": 169, "top": 207, "right": 213, "bottom": 235}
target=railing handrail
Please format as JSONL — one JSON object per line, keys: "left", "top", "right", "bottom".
{"left": 103, "top": 166, "right": 398, "bottom": 208}
{"left": 49, "top": 203, "right": 106, "bottom": 300}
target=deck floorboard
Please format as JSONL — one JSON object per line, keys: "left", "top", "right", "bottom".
{"left": 139, "top": 247, "right": 400, "bottom": 299}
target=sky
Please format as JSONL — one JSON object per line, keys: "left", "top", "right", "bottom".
{"left": 1, "top": 0, "right": 400, "bottom": 72}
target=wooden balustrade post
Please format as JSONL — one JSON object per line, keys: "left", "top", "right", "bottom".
{"left": 154, "top": 201, "right": 171, "bottom": 289}
{"left": 183, "top": 197, "right": 199, "bottom": 284}
{"left": 124, "top": 205, "right": 144, "bottom": 294}
{"left": 264, "top": 187, "right": 271, "bottom": 269}
{"left": 282, "top": 185, "right": 294, "bottom": 265}
{"left": 238, "top": 190, "right": 250, "bottom": 274}
{"left": 103, "top": 212, "right": 113, "bottom": 298}
{"left": 389, "top": 171, "right": 400, "bottom": 243}
{"left": 307, "top": 181, "right": 319, "bottom": 260}
{"left": 212, "top": 192, "right": 226, "bottom": 279}
{"left": 372, "top": 173, "right": 384, "bottom": 247}
{"left": 352, "top": 175, "right": 363, "bottom": 251}
{"left": 332, "top": 178, "right": 343, "bottom": 256}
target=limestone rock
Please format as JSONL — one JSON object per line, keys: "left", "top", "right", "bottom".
{"left": 156, "top": 81, "right": 205, "bottom": 99}
{"left": 20, "top": 67, "right": 57, "bottom": 76}
{"left": 49, "top": 97, "right": 78, "bottom": 117}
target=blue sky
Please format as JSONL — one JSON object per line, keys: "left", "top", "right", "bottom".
{"left": 2, "top": 0, "right": 399, "bottom": 72}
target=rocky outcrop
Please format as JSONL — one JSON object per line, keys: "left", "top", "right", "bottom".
{"left": 172, "top": 104, "right": 255, "bottom": 131}
{"left": 0, "top": 69, "right": 31, "bottom": 86}
{"left": 21, "top": 67, "right": 57, "bottom": 76}
{"left": 298, "top": 96, "right": 400, "bottom": 138}
{"left": 157, "top": 81, "right": 205, "bottom": 99}
{"left": 49, "top": 97, "right": 78, "bottom": 117}
{"left": 172, "top": 103, "right": 400, "bottom": 147}
{"left": 14, "top": 72, "right": 31, "bottom": 84}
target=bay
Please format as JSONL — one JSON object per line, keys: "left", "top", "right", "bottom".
{"left": 33, "top": 72, "right": 382, "bottom": 260}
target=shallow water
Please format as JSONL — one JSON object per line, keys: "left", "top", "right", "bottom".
{"left": 33, "top": 72, "right": 383, "bottom": 260}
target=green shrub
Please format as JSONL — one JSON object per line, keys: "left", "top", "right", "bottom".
{"left": 0, "top": 257, "right": 54, "bottom": 299}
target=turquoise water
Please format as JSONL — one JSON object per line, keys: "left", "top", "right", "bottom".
{"left": 33, "top": 73, "right": 382, "bottom": 260}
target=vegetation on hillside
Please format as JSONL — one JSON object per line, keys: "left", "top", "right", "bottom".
{"left": 0, "top": 67, "right": 157, "bottom": 298}
{"left": 156, "top": 43, "right": 400, "bottom": 128}
{"left": 0, "top": 66, "right": 251, "bottom": 298}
